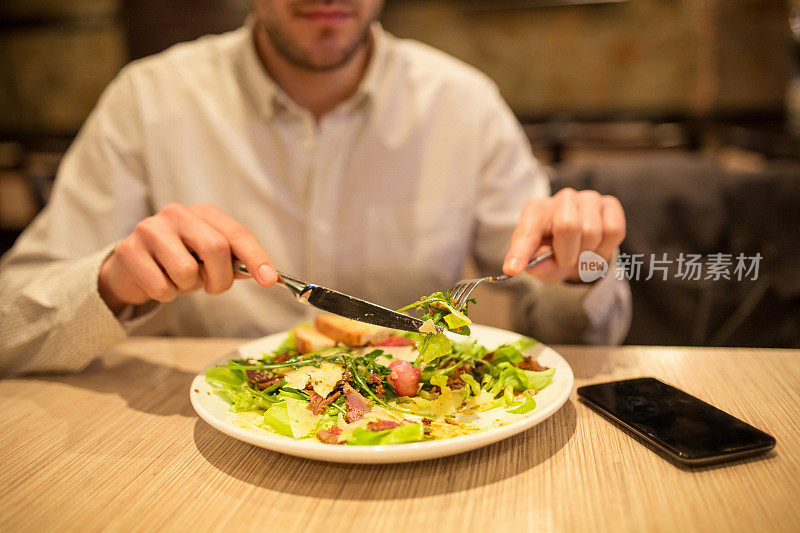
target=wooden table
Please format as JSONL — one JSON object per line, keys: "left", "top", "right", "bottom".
{"left": 1, "top": 339, "right": 798, "bottom": 532}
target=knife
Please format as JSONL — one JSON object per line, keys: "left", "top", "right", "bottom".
{"left": 233, "top": 262, "right": 441, "bottom": 334}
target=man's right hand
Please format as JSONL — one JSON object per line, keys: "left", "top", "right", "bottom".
{"left": 98, "top": 203, "right": 278, "bottom": 314}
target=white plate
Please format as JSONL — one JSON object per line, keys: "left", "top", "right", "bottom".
{"left": 190, "top": 324, "right": 574, "bottom": 464}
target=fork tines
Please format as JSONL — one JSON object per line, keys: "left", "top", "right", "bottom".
{"left": 449, "top": 277, "right": 490, "bottom": 311}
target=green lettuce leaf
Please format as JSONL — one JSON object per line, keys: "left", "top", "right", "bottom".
{"left": 511, "top": 336, "right": 538, "bottom": 352}
{"left": 452, "top": 340, "right": 488, "bottom": 360}
{"left": 277, "top": 330, "right": 296, "bottom": 353}
{"left": 522, "top": 367, "right": 555, "bottom": 391}
{"left": 262, "top": 401, "right": 293, "bottom": 437}
{"left": 205, "top": 365, "right": 276, "bottom": 412}
{"left": 417, "top": 333, "right": 453, "bottom": 364}
{"left": 205, "top": 365, "right": 247, "bottom": 388}
{"left": 489, "top": 337, "right": 538, "bottom": 366}
{"left": 491, "top": 367, "right": 555, "bottom": 394}
{"left": 491, "top": 345, "right": 524, "bottom": 365}
{"left": 346, "top": 424, "right": 426, "bottom": 445}
{"left": 284, "top": 397, "right": 321, "bottom": 438}
{"left": 443, "top": 310, "right": 471, "bottom": 330}
{"left": 507, "top": 392, "right": 537, "bottom": 414}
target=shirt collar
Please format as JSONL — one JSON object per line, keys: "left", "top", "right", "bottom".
{"left": 236, "top": 16, "right": 389, "bottom": 121}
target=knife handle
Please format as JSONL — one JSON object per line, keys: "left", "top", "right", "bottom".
{"left": 189, "top": 252, "right": 309, "bottom": 296}
{"left": 189, "top": 251, "right": 250, "bottom": 276}
{"left": 232, "top": 260, "right": 250, "bottom": 276}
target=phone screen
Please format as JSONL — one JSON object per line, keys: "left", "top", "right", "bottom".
{"left": 578, "top": 377, "right": 775, "bottom": 465}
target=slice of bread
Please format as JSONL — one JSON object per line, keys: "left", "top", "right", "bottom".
{"left": 293, "top": 325, "right": 336, "bottom": 354}
{"left": 314, "top": 315, "right": 389, "bottom": 346}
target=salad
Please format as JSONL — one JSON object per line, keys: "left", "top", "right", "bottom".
{"left": 205, "top": 292, "right": 555, "bottom": 445}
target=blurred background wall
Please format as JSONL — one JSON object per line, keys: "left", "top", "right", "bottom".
{"left": 1, "top": 0, "right": 798, "bottom": 346}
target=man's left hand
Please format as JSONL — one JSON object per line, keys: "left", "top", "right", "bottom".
{"left": 502, "top": 188, "right": 626, "bottom": 283}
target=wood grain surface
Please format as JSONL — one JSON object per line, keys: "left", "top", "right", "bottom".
{"left": 0, "top": 338, "right": 798, "bottom": 532}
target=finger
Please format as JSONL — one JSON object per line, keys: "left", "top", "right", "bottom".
{"left": 179, "top": 218, "right": 234, "bottom": 295}
{"left": 191, "top": 203, "right": 278, "bottom": 286}
{"left": 524, "top": 244, "right": 560, "bottom": 282}
{"left": 595, "top": 195, "right": 627, "bottom": 261}
{"left": 551, "top": 188, "right": 582, "bottom": 268}
{"left": 576, "top": 191, "right": 604, "bottom": 253}
{"left": 182, "top": 275, "right": 205, "bottom": 295}
{"left": 158, "top": 203, "right": 234, "bottom": 294}
{"left": 503, "top": 198, "right": 550, "bottom": 275}
{"left": 135, "top": 216, "right": 201, "bottom": 292}
{"left": 525, "top": 243, "right": 578, "bottom": 283}
{"left": 114, "top": 236, "right": 179, "bottom": 302}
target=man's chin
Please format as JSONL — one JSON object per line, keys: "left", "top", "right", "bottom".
{"left": 303, "top": 51, "right": 356, "bottom": 71}
{"left": 260, "top": 18, "right": 373, "bottom": 72}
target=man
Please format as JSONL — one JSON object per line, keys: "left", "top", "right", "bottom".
{"left": 0, "top": 0, "right": 630, "bottom": 375}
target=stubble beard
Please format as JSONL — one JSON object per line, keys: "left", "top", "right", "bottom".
{"left": 260, "top": 17, "right": 373, "bottom": 72}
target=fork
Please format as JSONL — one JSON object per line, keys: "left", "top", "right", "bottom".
{"left": 448, "top": 250, "right": 554, "bottom": 310}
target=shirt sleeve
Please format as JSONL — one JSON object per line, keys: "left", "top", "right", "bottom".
{"left": 471, "top": 86, "right": 631, "bottom": 345}
{"left": 0, "top": 66, "right": 153, "bottom": 375}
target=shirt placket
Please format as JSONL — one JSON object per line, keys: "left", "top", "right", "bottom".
{"left": 301, "top": 113, "right": 344, "bottom": 294}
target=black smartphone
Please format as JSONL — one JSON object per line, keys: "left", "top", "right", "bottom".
{"left": 577, "top": 377, "right": 776, "bottom": 466}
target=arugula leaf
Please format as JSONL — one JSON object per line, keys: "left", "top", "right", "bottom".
{"left": 399, "top": 291, "right": 474, "bottom": 335}
{"left": 278, "top": 387, "right": 310, "bottom": 401}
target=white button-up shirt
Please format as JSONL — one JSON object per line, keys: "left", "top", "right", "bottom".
{"left": 0, "top": 20, "right": 630, "bottom": 375}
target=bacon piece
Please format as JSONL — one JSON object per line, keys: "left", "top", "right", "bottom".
{"left": 343, "top": 383, "right": 371, "bottom": 423}
{"left": 388, "top": 360, "right": 420, "bottom": 397}
{"left": 307, "top": 390, "right": 325, "bottom": 412}
{"left": 316, "top": 426, "right": 343, "bottom": 445}
{"left": 445, "top": 363, "right": 474, "bottom": 390}
{"left": 517, "top": 357, "right": 548, "bottom": 372}
{"left": 307, "top": 390, "right": 343, "bottom": 415}
{"left": 245, "top": 369, "right": 281, "bottom": 391}
{"left": 368, "top": 373, "right": 386, "bottom": 399}
{"left": 367, "top": 420, "right": 402, "bottom": 432}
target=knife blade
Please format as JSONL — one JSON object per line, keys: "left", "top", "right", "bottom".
{"left": 302, "top": 284, "right": 439, "bottom": 334}
{"left": 193, "top": 254, "right": 439, "bottom": 334}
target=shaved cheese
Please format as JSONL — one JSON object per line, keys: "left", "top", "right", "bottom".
{"left": 374, "top": 355, "right": 393, "bottom": 367}
{"left": 419, "top": 319, "right": 438, "bottom": 334}
{"left": 284, "top": 397, "right": 322, "bottom": 438}
{"left": 430, "top": 389, "right": 465, "bottom": 418}
{"left": 378, "top": 346, "right": 416, "bottom": 362}
{"left": 283, "top": 369, "right": 311, "bottom": 390}
{"left": 306, "top": 362, "right": 344, "bottom": 397}
{"left": 282, "top": 362, "right": 343, "bottom": 398}
{"left": 466, "top": 390, "right": 496, "bottom": 409}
